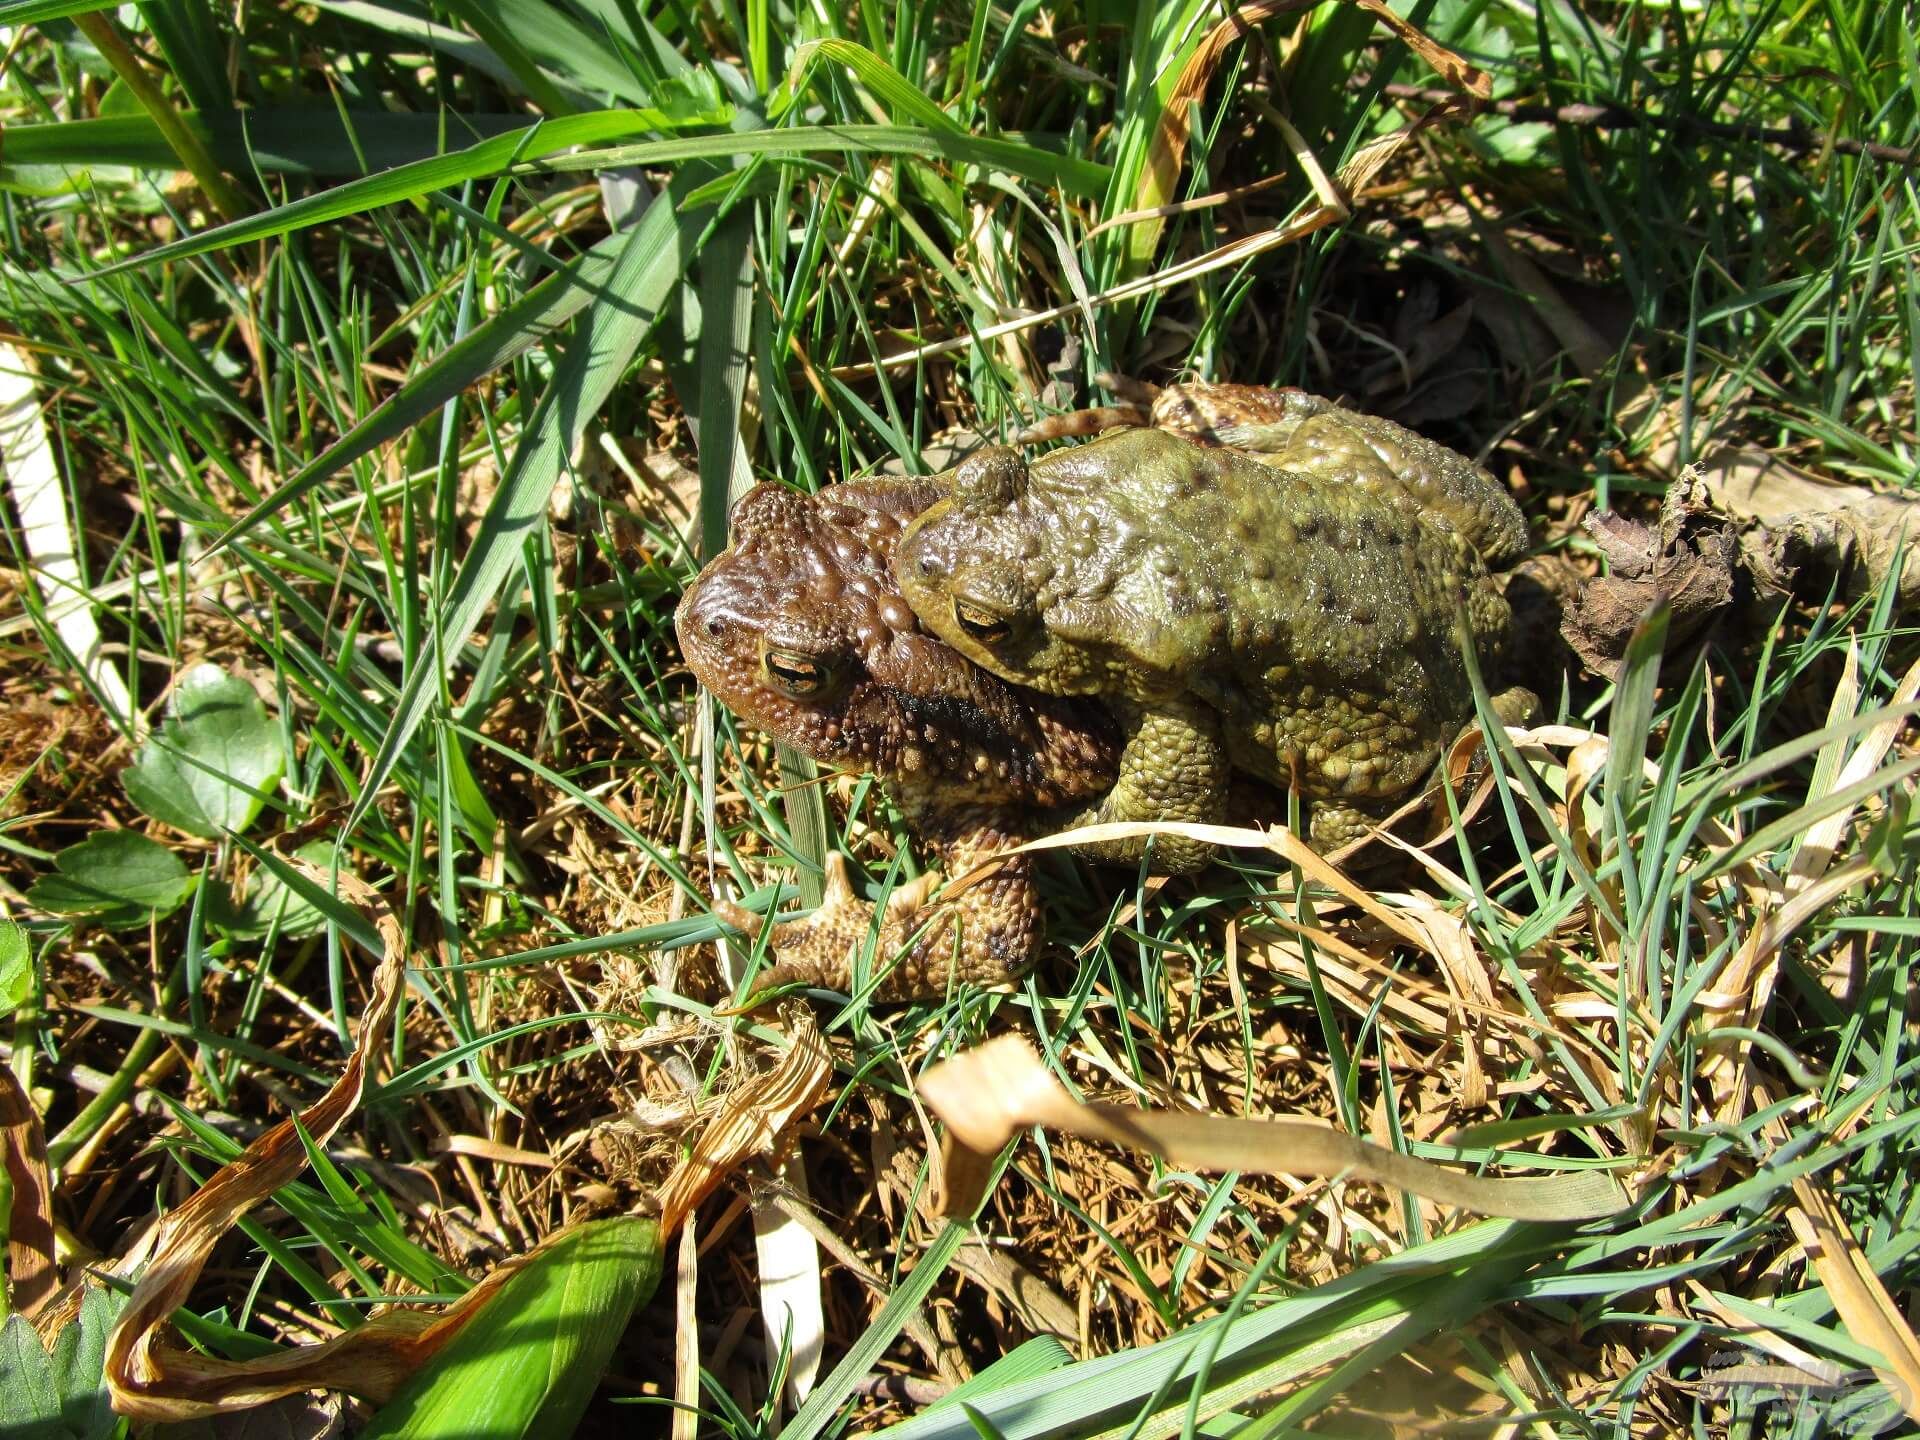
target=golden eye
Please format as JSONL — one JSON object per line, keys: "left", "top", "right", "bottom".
{"left": 953, "top": 599, "right": 1010, "bottom": 645}
{"left": 764, "top": 648, "right": 829, "bottom": 698}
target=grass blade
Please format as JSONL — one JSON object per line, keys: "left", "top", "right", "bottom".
{"left": 345, "top": 174, "right": 710, "bottom": 834}
{"left": 82, "top": 108, "right": 730, "bottom": 279}
{"left": 214, "top": 224, "right": 636, "bottom": 548}
{"left": 355, "top": 1216, "right": 663, "bottom": 1439}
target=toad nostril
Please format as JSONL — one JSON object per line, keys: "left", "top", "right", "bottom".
{"left": 918, "top": 555, "right": 939, "bottom": 576}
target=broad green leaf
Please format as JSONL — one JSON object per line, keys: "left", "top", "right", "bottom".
{"left": 0, "top": 919, "right": 28, "bottom": 1017}
{"left": 211, "top": 840, "right": 333, "bottom": 939}
{"left": 122, "top": 664, "right": 284, "bottom": 839}
{"left": 356, "top": 1216, "right": 663, "bottom": 1439}
{"left": 346, "top": 170, "right": 712, "bottom": 835}
{"left": 26, "top": 831, "right": 196, "bottom": 928}
{"left": 45, "top": 1286, "right": 125, "bottom": 1440}
{"left": 0, "top": 1285, "right": 125, "bottom": 1438}
{"left": 0, "top": 1314, "right": 63, "bottom": 1438}
{"left": 231, "top": 835, "right": 384, "bottom": 955}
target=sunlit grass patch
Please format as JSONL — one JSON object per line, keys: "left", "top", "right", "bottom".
{"left": 1, "top": 0, "right": 1916, "bottom": 1433}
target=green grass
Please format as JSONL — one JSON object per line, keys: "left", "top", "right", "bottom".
{"left": 2, "top": 0, "right": 1918, "bottom": 1435}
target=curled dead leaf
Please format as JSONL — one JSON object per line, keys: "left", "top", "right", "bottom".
{"left": 2, "top": 1059, "right": 57, "bottom": 1318}
{"left": 105, "top": 871, "right": 455, "bottom": 1419}
{"left": 1562, "top": 472, "right": 1738, "bottom": 679}
{"left": 1696, "top": 445, "right": 1920, "bottom": 610}
{"left": 1566, "top": 456, "right": 1920, "bottom": 681}
{"left": 653, "top": 1007, "right": 832, "bottom": 1233}
{"left": 920, "top": 1035, "right": 1627, "bottom": 1224}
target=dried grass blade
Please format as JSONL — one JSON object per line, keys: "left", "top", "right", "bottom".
{"left": 754, "top": 1168, "right": 825, "bottom": 1406}
{"left": 1781, "top": 1177, "right": 1920, "bottom": 1421}
{"left": 1786, "top": 649, "right": 1920, "bottom": 894}
{"left": 105, "top": 869, "right": 418, "bottom": 1418}
{"left": 975, "top": 819, "right": 1440, "bottom": 952}
{"left": 1759, "top": 1083, "right": 1920, "bottom": 1422}
{"left": 1702, "top": 735, "right": 1920, "bottom": 1101}
{"left": 0, "top": 1061, "right": 57, "bottom": 1317}
{"left": 653, "top": 1008, "right": 833, "bottom": 1234}
{"left": 921, "top": 1037, "right": 1626, "bottom": 1224}
{"left": 672, "top": 1221, "right": 700, "bottom": 1440}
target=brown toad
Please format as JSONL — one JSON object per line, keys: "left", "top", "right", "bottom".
{"left": 898, "top": 385, "right": 1535, "bottom": 851}
{"left": 675, "top": 477, "right": 1118, "bottom": 1002}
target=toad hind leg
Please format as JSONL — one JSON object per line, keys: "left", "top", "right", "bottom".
{"left": 1058, "top": 696, "right": 1229, "bottom": 875}
{"left": 720, "top": 839, "right": 1044, "bottom": 1007}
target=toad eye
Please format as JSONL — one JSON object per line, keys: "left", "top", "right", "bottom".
{"left": 763, "top": 647, "right": 830, "bottom": 699}
{"left": 952, "top": 599, "right": 1011, "bottom": 645}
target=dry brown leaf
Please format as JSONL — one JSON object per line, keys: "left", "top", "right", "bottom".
{"left": 1562, "top": 473, "right": 1739, "bottom": 680}
{"left": 920, "top": 1035, "right": 1626, "bottom": 1224}
{"left": 1345, "top": 0, "right": 1490, "bottom": 96}
{"left": 1573, "top": 456, "right": 1920, "bottom": 681}
{"left": 653, "top": 1007, "right": 832, "bottom": 1233}
{"left": 1, "top": 1058, "right": 57, "bottom": 1318}
{"left": 1697, "top": 445, "right": 1920, "bottom": 610}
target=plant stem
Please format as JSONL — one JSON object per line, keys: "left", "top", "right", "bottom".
{"left": 45, "top": 1025, "right": 166, "bottom": 1171}
{"left": 70, "top": 11, "right": 251, "bottom": 224}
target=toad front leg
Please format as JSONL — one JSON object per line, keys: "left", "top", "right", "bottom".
{"left": 1056, "top": 695, "right": 1229, "bottom": 875}
{"left": 718, "top": 824, "right": 1046, "bottom": 1006}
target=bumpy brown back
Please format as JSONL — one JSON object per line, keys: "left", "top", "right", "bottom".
{"left": 675, "top": 477, "right": 1117, "bottom": 811}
